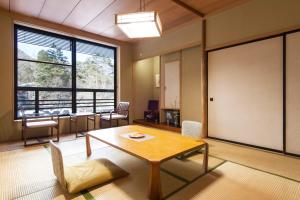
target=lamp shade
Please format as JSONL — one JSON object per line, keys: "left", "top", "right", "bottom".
{"left": 115, "top": 11, "right": 162, "bottom": 38}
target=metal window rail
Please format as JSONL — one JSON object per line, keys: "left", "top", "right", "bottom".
{"left": 17, "top": 89, "right": 114, "bottom": 118}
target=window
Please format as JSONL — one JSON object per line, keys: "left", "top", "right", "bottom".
{"left": 15, "top": 25, "right": 117, "bottom": 119}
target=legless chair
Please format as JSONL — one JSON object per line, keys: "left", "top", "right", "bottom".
{"left": 178, "top": 121, "right": 203, "bottom": 159}
{"left": 49, "top": 141, "right": 128, "bottom": 194}
{"left": 182, "top": 121, "right": 202, "bottom": 140}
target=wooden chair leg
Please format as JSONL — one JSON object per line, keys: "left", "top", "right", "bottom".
{"left": 100, "top": 118, "right": 102, "bottom": 129}
{"left": 56, "top": 126, "right": 60, "bottom": 142}
{"left": 75, "top": 117, "right": 78, "bottom": 138}
{"left": 21, "top": 127, "right": 24, "bottom": 140}
{"left": 23, "top": 128, "right": 27, "bottom": 146}
{"left": 51, "top": 127, "right": 53, "bottom": 137}
{"left": 69, "top": 116, "right": 72, "bottom": 134}
{"left": 87, "top": 116, "right": 89, "bottom": 131}
{"left": 110, "top": 119, "right": 112, "bottom": 127}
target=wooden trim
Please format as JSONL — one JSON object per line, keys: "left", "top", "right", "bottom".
{"left": 208, "top": 136, "right": 283, "bottom": 154}
{"left": 200, "top": 19, "right": 208, "bottom": 138}
{"left": 171, "top": 0, "right": 204, "bottom": 17}
{"left": 179, "top": 50, "right": 182, "bottom": 123}
{"left": 282, "top": 35, "right": 286, "bottom": 153}
{"left": 133, "top": 119, "right": 181, "bottom": 133}
{"left": 159, "top": 55, "right": 165, "bottom": 123}
{"left": 285, "top": 152, "right": 300, "bottom": 159}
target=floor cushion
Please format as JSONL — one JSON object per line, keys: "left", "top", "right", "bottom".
{"left": 64, "top": 158, "right": 128, "bottom": 193}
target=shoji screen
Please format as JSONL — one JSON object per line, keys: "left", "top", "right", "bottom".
{"left": 286, "top": 31, "right": 300, "bottom": 155}
{"left": 208, "top": 37, "right": 283, "bottom": 150}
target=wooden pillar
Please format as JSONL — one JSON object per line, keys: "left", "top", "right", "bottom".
{"left": 201, "top": 19, "right": 208, "bottom": 138}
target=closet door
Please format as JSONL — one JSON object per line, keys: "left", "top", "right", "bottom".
{"left": 286, "top": 31, "right": 300, "bottom": 155}
{"left": 208, "top": 37, "right": 283, "bottom": 150}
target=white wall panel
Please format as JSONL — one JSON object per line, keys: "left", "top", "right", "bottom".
{"left": 165, "top": 61, "right": 180, "bottom": 109}
{"left": 208, "top": 37, "right": 283, "bottom": 150}
{"left": 286, "top": 31, "right": 300, "bottom": 155}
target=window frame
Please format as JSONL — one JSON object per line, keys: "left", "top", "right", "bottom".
{"left": 14, "top": 24, "right": 117, "bottom": 119}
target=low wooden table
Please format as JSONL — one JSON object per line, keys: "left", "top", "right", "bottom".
{"left": 69, "top": 112, "right": 96, "bottom": 138}
{"left": 85, "top": 125, "right": 208, "bottom": 200}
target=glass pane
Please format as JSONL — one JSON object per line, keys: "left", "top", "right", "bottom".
{"left": 17, "top": 91, "right": 35, "bottom": 117}
{"left": 77, "top": 92, "right": 93, "bottom": 113}
{"left": 76, "top": 42, "right": 115, "bottom": 89}
{"left": 96, "top": 92, "right": 114, "bottom": 112}
{"left": 18, "top": 60, "right": 71, "bottom": 88}
{"left": 17, "top": 29, "right": 71, "bottom": 64}
{"left": 39, "top": 91, "right": 72, "bottom": 115}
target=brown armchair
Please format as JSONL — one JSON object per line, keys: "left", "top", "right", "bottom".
{"left": 99, "top": 102, "right": 130, "bottom": 128}
{"left": 20, "top": 107, "right": 60, "bottom": 146}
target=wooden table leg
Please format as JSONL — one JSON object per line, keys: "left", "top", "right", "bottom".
{"left": 148, "top": 162, "right": 162, "bottom": 200}
{"left": 86, "top": 134, "right": 92, "bottom": 157}
{"left": 203, "top": 143, "right": 209, "bottom": 173}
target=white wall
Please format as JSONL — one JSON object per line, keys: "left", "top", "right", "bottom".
{"left": 181, "top": 46, "right": 202, "bottom": 122}
{"left": 207, "top": 0, "right": 300, "bottom": 49}
{"left": 133, "top": 19, "right": 202, "bottom": 60}
{"left": 132, "top": 57, "right": 160, "bottom": 120}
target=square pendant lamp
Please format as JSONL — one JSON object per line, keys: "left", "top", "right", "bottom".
{"left": 115, "top": 11, "right": 162, "bottom": 38}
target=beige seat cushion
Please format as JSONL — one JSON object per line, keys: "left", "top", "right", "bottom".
{"left": 101, "top": 114, "right": 127, "bottom": 120}
{"left": 26, "top": 120, "right": 58, "bottom": 128}
{"left": 64, "top": 158, "right": 128, "bottom": 194}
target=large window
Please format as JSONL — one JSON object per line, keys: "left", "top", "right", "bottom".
{"left": 15, "top": 25, "right": 116, "bottom": 119}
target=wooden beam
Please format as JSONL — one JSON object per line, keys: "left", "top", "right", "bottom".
{"left": 200, "top": 19, "right": 208, "bottom": 138}
{"left": 171, "top": 0, "right": 204, "bottom": 17}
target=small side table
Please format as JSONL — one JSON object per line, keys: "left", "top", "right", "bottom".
{"left": 69, "top": 112, "right": 96, "bottom": 138}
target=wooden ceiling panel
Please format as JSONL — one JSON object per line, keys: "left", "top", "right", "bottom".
{"left": 163, "top": 13, "right": 196, "bottom": 31}
{"left": 83, "top": 0, "right": 139, "bottom": 34}
{"left": 39, "top": 0, "right": 80, "bottom": 23}
{"left": 160, "top": 2, "right": 197, "bottom": 30}
{"left": 10, "top": 0, "right": 45, "bottom": 17}
{"left": 182, "top": 0, "right": 249, "bottom": 14}
{"left": 145, "top": 0, "right": 196, "bottom": 30}
{"left": 4, "top": 0, "right": 250, "bottom": 42}
{"left": 101, "top": 26, "right": 129, "bottom": 41}
{"left": 63, "top": 0, "right": 115, "bottom": 29}
{"left": 0, "top": 0, "right": 9, "bottom": 10}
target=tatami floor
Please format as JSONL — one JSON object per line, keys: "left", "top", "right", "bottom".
{"left": 0, "top": 133, "right": 300, "bottom": 200}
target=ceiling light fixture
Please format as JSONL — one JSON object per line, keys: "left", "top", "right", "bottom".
{"left": 115, "top": 0, "right": 162, "bottom": 38}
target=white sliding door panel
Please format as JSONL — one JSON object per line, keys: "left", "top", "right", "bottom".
{"left": 286, "top": 32, "right": 300, "bottom": 155}
{"left": 208, "top": 37, "right": 283, "bottom": 150}
{"left": 164, "top": 61, "right": 180, "bottom": 109}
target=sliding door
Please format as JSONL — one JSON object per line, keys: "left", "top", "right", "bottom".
{"left": 286, "top": 31, "right": 300, "bottom": 155}
{"left": 208, "top": 37, "right": 283, "bottom": 150}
